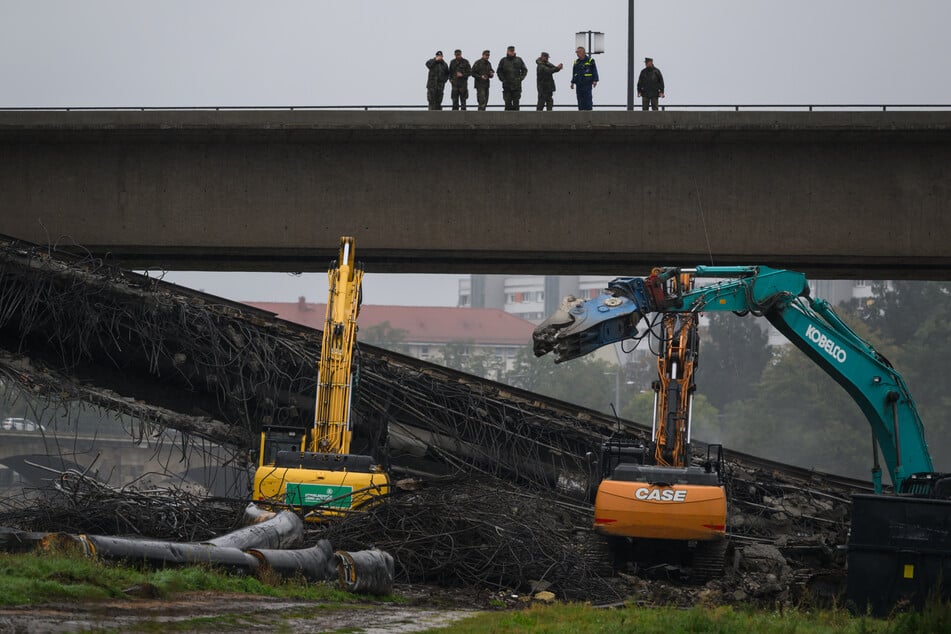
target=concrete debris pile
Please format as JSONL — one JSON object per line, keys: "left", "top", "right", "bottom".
{"left": 0, "top": 461, "right": 853, "bottom": 605}
{"left": 319, "top": 464, "right": 853, "bottom": 606}
{"left": 321, "top": 475, "right": 618, "bottom": 601}
{"left": 0, "top": 467, "right": 247, "bottom": 541}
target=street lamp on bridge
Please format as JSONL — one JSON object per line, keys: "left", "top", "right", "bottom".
{"left": 574, "top": 31, "right": 605, "bottom": 55}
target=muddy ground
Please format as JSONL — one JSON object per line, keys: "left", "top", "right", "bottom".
{"left": 0, "top": 585, "right": 486, "bottom": 633}
{"left": 0, "top": 556, "right": 846, "bottom": 634}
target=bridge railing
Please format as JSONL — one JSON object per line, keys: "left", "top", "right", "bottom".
{"left": 2, "top": 104, "right": 951, "bottom": 112}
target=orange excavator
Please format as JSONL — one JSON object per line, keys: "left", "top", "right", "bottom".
{"left": 536, "top": 265, "right": 951, "bottom": 607}
{"left": 540, "top": 269, "right": 728, "bottom": 579}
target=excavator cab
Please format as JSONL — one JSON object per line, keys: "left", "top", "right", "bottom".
{"left": 252, "top": 237, "right": 389, "bottom": 521}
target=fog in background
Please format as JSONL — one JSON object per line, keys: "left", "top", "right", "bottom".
{"left": 3, "top": 0, "right": 950, "bottom": 305}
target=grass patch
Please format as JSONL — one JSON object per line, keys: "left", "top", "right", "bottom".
{"left": 0, "top": 551, "right": 381, "bottom": 606}
{"left": 432, "top": 602, "right": 951, "bottom": 634}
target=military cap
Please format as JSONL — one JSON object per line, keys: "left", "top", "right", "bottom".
{"left": 644, "top": 57, "right": 653, "bottom": 62}
{"left": 541, "top": 51, "right": 549, "bottom": 58}
{"left": 482, "top": 49, "right": 490, "bottom": 55}
{"left": 507, "top": 45, "right": 515, "bottom": 51}
{"left": 454, "top": 49, "right": 462, "bottom": 54}
{"left": 436, "top": 50, "right": 443, "bottom": 56}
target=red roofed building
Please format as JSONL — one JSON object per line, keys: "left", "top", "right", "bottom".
{"left": 246, "top": 298, "right": 536, "bottom": 374}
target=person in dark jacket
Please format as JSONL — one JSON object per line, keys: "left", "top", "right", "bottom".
{"left": 470, "top": 50, "right": 495, "bottom": 110}
{"left": 448, "top": 49, "right": 472, "bottom": 111}
{"left": 425, "top": 51, "right": 450, "bottom": 110}
{"left": 496, "top": 46, "right": 528, "bottom": 111}
{"left": 570, "top": 47, "right": 599, "bottom": 110}
{"left": 637, "top": 57, "right": 665, "bottom": 111}
{"left": 535, "top": 52, "right": 563, "bottom": 111}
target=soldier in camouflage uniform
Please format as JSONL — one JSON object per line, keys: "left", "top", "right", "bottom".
{"left": 425, "top": 51, "right": 450, "bottom": 110}
{"left": 496, "top": 46, "right": 528, "bottom": 111}
{"left": 637, "top": 57, "right": 665, "bottom": 111}
{"left": 448, "top": 49, "right": 472, "bottom": 111}
{"left": 470, "top": 50, "right": 495, "bottom": 111}
{"left": 535, "top": 52, "right": 563, "bottom": 111}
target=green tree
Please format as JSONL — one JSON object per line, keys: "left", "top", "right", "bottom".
{"left": 716, "top": 345, "right": 874, "bottom": 479}
{"left": 855, "top": 281, "right": 951, "bottom": 347}
{"left": 621, "top": 389, "right": 719, "bottom": 442}
{"left": 437, "top": 340, "right": 506, "bottom": 380}
{"left": 695, "top": 311, "right": 771, "bottom": 411}
{"left": 506, "top": 346, "right": 621, "bottom": 414}
{"left": 848, "top": 281, "right": 951, "bottom": 471}
{"left": 875, "top": 294, "right": 951, "bottom": 471}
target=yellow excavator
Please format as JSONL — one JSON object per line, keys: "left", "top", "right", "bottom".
{"left": 252, "top": 237, "right": 389, "bottom": 521}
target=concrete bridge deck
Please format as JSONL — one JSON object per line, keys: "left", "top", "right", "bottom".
{"left": 2, "top": 110, "right": 950, "bottom": 278}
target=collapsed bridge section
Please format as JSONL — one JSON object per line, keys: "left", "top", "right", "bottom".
{"left": 0, "top": 235, "right": 874, "bottom": 601}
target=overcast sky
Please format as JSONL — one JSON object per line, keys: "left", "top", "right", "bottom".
{"left": 3, "top": 1, "right": 949, "bottom": 304}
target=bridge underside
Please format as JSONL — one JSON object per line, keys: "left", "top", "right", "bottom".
{"left": 2, "top": 111, "right": 951, "bottom": 279}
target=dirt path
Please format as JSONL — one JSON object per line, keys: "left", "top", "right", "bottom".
{"left": 0, "top": 590, "right": 480, "bottom": 633}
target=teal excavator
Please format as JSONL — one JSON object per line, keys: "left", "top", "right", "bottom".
{"left": 533, "top": 265, "right": 951, "bottom": 614}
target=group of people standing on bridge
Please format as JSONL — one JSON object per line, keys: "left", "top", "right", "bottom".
{"left": 425, "top": 47, "right": 664, "bottom": 111}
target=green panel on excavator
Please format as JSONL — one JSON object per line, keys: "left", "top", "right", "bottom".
{"left": 285, "top": 483, "right": 353, "bottom": 509}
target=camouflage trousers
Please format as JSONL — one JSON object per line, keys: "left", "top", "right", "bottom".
{"left": 536, "top": 90, "right": 554, "bottom": 111}
{"left": 427, "top": 87, "right": 445, "bottom": 110}
{"left": 451, "top": 85, "right": 469, "bottom": 110}
{"left": 502, "top": 88, "right": 522, "bottom": 111}
{"left": 475, "top": 83, "right": 490, "bottom": 110}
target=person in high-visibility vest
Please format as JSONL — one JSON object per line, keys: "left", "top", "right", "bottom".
{"left": 570, "top": 46, "right": 599, "bottom": 111}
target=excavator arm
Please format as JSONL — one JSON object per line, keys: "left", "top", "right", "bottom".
{"left": 312, "top": 236, "right": 363, "bottom": 455}
{"left": 533, "top": 265, "right": 933, "bottom": 492}
{"left": 652, "top": 312, "right": 699, "bottom": 468}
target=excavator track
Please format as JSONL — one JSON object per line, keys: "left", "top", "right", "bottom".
{"left": 690, "top": 538, "right": 729, "bottom": 583}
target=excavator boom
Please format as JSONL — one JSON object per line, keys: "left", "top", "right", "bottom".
{"left": 313, "top": 236, "right": 362, "bottom": 455}
{"left": 652, "top": 312, "right": 699, "bottom": 468}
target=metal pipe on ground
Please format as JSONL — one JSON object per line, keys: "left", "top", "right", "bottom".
{"left": 0, "top": 527, "right": 49, "bottom": 553}
{"left": 81, "top": 535, "right": 261, "bottom": 574}
{"left": 247, "top": 540, "right": 336, "bottom": 581}
{"left": 23, "top": 507, "right": 395, "bottom": 595}
{"left": 335, "top": 549, "right": 395, "bottom": 596}
{"left": 242, "top": 501, "right": 278, "bottom": 524}
{"left": 204, "top": 506, "right": 303, "bottom": 549}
